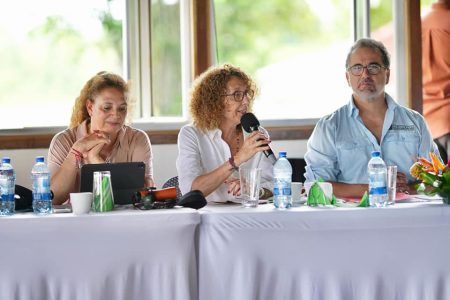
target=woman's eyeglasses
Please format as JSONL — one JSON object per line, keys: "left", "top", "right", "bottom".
{"left": 222, "top": 90, "right": 254, "bottom": 102}
{"left": 347, "top": 63, "right": 386, "bottom": 76}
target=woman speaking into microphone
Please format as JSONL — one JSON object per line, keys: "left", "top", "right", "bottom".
{"left": 176, "top": 64, "right": 274, "bottom": 203}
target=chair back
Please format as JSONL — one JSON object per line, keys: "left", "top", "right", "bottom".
{"left": 287, "top": 158, "right": 307, "bottom": 182}
{"left": 15, "top": 185, "right": 32, "bottom": 211}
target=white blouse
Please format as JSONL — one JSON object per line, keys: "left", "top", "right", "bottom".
{"left": 176, "top": 124, "right": 274, "bottom": 203}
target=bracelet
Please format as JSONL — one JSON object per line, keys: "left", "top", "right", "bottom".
{"left": 70, "top": 148, "right": 83, "bottom": 169}
{"left": 228, "top": 156, "right": 239, "bottom": 171}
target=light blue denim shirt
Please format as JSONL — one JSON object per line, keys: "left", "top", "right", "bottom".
{"left": 304, "top": 94, "right": 439, "bottom": 184}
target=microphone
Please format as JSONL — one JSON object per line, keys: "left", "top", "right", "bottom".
{"left": 240, "top": 112, "right": 277, "bottom": 164}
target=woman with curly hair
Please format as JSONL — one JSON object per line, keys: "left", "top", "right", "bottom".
{"left": 176, "top": 64, "right": 273, "bottom": 203}
{"left": 48, "top": 71, "right": 154, "bottom": 204}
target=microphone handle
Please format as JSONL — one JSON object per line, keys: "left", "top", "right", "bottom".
{"left": 249, "top": 125, "right": 277, "bottom": 164}
{"left": 263, "top": 149, "right": 277, "bottom": 164}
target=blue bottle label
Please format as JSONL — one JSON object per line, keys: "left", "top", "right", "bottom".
{"left": 273, "top": 187, "right": 292, "bottom": 196}
{"left": 33, "top": 192, "right": 51, "bottom": 201}
{"left": 369, "top": 187, "right": 387, "bottom": 195}
{"left": 1, "top": 194, "right": 14, "bottom": 201}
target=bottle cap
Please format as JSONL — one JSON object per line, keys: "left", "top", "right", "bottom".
{"left": 36, "top": 156, "right": 45, "bottom": 163}
{"left": 2, "top": 157, "right": 11, "bottom": 164}
{"left": 279, "top": 151, "right": 287, "bottom": 158}
{"left": 371, "top": 151, "right": 381, "bottom": 157}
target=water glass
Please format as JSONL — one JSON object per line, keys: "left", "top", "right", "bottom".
{"left": 92, "top": 171, "right": 114, "bottom": 212}
{"left": 387, "top": 165, "right": 397, "bottom": 205}
{"left": 239, "top": 167, "right": 261, "bottom": 208}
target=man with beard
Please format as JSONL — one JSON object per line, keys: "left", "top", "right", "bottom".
{"left": 304, "top": 38, "right": 439, "bottom": 198}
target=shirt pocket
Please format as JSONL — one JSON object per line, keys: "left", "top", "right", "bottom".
{"left": 384, "top": 130, "right": 420, "bottom": 144}
{"left": 383, "top": 130, "right": 420, "bottom": 160}
{"left": 336, "top": 139, "right": 372, "bottom": 182}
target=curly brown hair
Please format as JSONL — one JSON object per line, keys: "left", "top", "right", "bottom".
{"left": 189, "top": 64, "right": 257, "bottom": 131}
{"left": 69, "top": 71, "right": 129, "bottom": 128}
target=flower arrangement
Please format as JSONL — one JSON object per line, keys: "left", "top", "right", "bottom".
{"left": 409, "top": 152, "right": 450, "bottom": 204}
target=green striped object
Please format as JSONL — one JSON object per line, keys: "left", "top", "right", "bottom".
{"left": 93, "top": 175, "right": 114, "bottom": 212}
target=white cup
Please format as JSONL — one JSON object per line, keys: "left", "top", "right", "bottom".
{"left": 70, "top": 192, "right": 93, "bottom": 215}
{"left": 291, "top": 182, "right": 304, "bottom": 206}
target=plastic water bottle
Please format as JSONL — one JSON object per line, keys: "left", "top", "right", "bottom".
{"left": 367, "top": 151, "right": 388, "bottom": 207}
{"left": 0, "top": 157, "right": 16, "bottom": 215}
{"left": 31, "top": 156, "right": 52, "bottom": 214}
{"left": 273, "top": 151, "right": 292, "bottom": 209}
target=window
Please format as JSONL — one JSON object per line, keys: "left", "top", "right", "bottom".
{"left": 370, "top": 0, "right": 396, "bottom": 99}
{"left": 150, "top": 0, "right": 183, "bottom": 117}
{"left": 0, "top": 0, "right": 423, "bottom": 136}
{"left": 214, "top": 0, "right": 353, "bottom": 120}
{"left": 213, "top": 0, "right": 411, "bottom": 120}
{"left": 0, "top": 0, "right": 125, "bottom": 129}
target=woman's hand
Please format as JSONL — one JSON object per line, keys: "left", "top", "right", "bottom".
{"left": 72, "top": 130, "right": 110, "bottom": 163}
{"left": 234, "top": 131, "right": 271, "bottom": 166}
{"left": 224, "top": 178, "right": 241, "bottom": 196}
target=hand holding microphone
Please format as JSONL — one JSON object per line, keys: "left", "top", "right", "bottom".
{"left": 240, "top": 113, "right": 277, "bottom": 164}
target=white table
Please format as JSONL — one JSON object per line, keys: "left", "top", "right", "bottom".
{"left": 198, "top": 200, "right": 450, "bottom": 300}
{"left": 0, "top": 208, "right": 200, "bottom": 300}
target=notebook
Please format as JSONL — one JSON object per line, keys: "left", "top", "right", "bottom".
{"left": 80, "top": 162, "right": 146, "bottom": 205}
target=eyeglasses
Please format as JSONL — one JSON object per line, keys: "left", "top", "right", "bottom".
{"left": 222, "top": 90, "right": 254, "bottom": 102}
{"left": 347, "top": 63, "right": 386, "bottom": 76}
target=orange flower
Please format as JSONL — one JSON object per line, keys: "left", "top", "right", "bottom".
{"left": 430, "top": 152, "right": 445, "bottom": 173}
{"left": 409, "top": 162, "right": 423, "bottom": 180}
{"left": 418, "top": 157, "right": 434, "bottom": 173}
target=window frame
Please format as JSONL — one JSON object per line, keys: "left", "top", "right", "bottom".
{"left": 0, "top": 0, "right": 422, "bottom": 149}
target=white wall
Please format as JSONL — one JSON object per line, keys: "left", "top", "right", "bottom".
{"left": 0, "top": 140, "right": 307, "bottom": 188}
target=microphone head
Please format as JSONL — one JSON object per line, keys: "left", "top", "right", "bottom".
{"left": 241, "top": 112, "right": 260, "bottom": 133}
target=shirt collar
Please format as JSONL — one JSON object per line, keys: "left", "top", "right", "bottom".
{"left": 347, "top": 95, "right": 359, "bottom": 118}
{"left": 206, "top": 126, "right": 246, "bottom": 140}
{"left": 347, "top": 92, "right": 397, "bottom": 118}
{"left": 207, "top": 128, "right": 222, "bottom": 140}
{"left": 385, "top": 93, "right": 398, "bottom": 113}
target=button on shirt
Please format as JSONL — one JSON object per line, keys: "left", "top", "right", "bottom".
{"left": 304, "top": 94, "right": 439, "bottom": 183}
{"left": 177, "top": 124, "right": 274, "bottom": 203}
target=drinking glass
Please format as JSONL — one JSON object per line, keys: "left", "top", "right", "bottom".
{"left": 387, "top": 165, "right": 397, "bottom": 205}
{"left": 239, "top": 168, "right": 261, "bottom": 208}
{"left": 92, "top": 171, "right": 114, "bottom": 212}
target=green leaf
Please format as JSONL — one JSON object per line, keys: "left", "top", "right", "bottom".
{"left": 331, "top": 194, "right": 337, "bottom": 205}
{"left": 421, "top": 172, "right": 439, "bottom": 185}
{"left": 357, "top": 191, "right": 369, "bottom": 207}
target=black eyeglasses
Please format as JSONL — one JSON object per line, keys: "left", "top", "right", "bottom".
{"left": 347, "top": 63, "right": 386, "bottom": 76}
{"left": 222, "top": 90, "right": 254, "bottom": 102}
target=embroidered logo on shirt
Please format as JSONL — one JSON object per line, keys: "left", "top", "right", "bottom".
{"left": 389, "top": 124, "right": 415, "bottom": 131}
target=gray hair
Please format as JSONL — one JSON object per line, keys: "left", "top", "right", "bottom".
{"left": 345, "top": 38, "right": 390, "bottom": 69}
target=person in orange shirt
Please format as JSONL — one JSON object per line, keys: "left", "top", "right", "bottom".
{"left": 422, "top": 0, "right": 450, "bottom": 163}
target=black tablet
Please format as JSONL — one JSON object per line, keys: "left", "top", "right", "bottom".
{"left": 80, "top": 162, "right": 145, "bottom": 205}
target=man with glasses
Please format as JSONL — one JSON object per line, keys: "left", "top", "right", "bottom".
{"left": 304, "top": 38, "right": 439, "bottom": 198}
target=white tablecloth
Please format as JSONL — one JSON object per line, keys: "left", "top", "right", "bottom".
{"left": 0, "top": 208, "right": 200, "bottom": 300}
{"left": 198, "top": 200, "right": 450, "bottom": 300}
